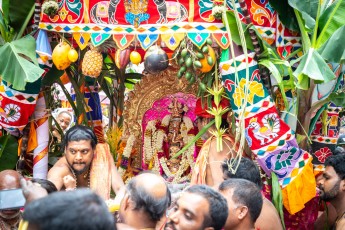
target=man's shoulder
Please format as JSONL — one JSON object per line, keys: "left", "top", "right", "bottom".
{"left": 48, "top": 157, "right": 70, "bottom": 175}
{"left": 336, "top": 217, "right": 345, "bottom": 230}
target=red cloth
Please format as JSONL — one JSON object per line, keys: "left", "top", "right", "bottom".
{"left": 194, "top": 98, "right": 230, "bottom": 118}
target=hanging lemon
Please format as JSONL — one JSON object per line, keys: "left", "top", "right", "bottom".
{"left": 68, "top": 48, "right": 79, "bottom": 62}
{"left": 130, "top": 51, "right": 142, "bottom": 65}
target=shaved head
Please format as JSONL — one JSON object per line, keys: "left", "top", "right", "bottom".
{"left": 0, "top": 170, "right": 21, "bottom": 190}
{"left": 0, "top": 170, "right": 22, "bottom": 225}
{"left": 135, "top": 173, "right": 168, "bottom": 198}
{"left": 120, "top": 172, "right": 171, "bottom": 223}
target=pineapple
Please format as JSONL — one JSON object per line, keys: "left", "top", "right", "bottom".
{"left": 82, "top": 47, "right": 103, "bottom": 78}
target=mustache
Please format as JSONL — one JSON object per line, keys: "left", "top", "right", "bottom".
{"left": 165, "top": 221, "right": 177, "bottom": 230}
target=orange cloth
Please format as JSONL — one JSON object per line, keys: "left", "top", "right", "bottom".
{"left": 282, "top": 157, "right": 317, "bottom": 214}
{"left": 90, "top": 143, "right": 112, "bottom": 200}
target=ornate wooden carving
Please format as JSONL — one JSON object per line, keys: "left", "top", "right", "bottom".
{"left": 122, "top": 65, "right": 198, "bottom": 169}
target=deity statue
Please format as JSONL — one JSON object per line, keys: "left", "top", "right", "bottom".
{"left": 143, "top": 97, "right": 197, "bottom": 183}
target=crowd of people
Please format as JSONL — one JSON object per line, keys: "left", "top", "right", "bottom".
{"left": 0, "top": 113, "right": 345, "bottom": 229}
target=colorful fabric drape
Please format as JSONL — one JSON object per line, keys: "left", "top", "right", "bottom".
{"left": 0, "top": 80, "right": 41, "bottom": 135}
{"left": 31, "top": 93, "right": 49, "bottom": 179}
{"left": 30, "top": 29, "right": 53, "bottom": 178}
{"left": 220, "top": 52, "right": 316, "bottom": 214}
{"left": 38, "top": 0, "right": 233, "bottom": 49}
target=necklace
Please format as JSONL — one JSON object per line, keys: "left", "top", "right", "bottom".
{"left": 69, "top": 167, "right": 91, "bottom": 189}
{"left": 0, "top": 216, "right": 20, "bottom": 230}
{"left": 335, "top": 210, "right": 345, "bottom": 227}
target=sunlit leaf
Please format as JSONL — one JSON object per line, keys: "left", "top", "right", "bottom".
{"left": 288, "top": 0, "right": 318, "bottom": 30}
{"left": 0, "top": 35, "right": 44, "bottom": 90}
{"left": 224, "top": 11, "right": 254, "bottom": 51}
{"left": 316, "top": 0, "right": 345, "bottom": 48}
{"left": 318, "top": 25, "right": 345, "bottom": 64}
{"left": 293, "top": 48, "right": 336, "bottom": 90}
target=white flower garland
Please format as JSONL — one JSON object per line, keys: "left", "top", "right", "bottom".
{"left": 143, "top": 120, "right": 157, "bottom": 164}
{"left": 143, "top": 115, "right": 196, "bottom": 183}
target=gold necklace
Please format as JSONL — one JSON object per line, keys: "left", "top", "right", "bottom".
{"left": 70, "top": 167, "right": 91, "bottom": 189}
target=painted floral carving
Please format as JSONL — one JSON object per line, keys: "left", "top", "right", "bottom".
{"left": 314, "top": 147, "right": 332, "bottom": 163}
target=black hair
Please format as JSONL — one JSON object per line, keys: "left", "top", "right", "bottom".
{"left": 333, "top": 146, "right": 345, "bottom": 156}
{"left": 23, "top": 189, "right": 115, "bottom": 230}
{"left": 222, "top": 158, "right": 263, "bottom": 189}
{"left": 31, "top": 178, "right": 58, "bottom": 194}
{"left": 325, "top": 154, "right": 345, "bottom": 180}
{"left": 63, "top": 125, "right": 98, "bottom": 149}
{"left": 185, "top": 185, "right": 228, "bottom": 230}
{"left": 127, "top": 176, "right": 171, "bottom": 222}
{"left": 219, "top": 179, "right": 263, "bottom": 223}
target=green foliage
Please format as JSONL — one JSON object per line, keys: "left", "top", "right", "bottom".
{"left": 269, "top": 0, "right": 299, "bottom": 31}
{"left": 0, "top": 135, "right": 19, "bottom": 171}
{"left": 0, "top": 36, "right": 45, "bottom": 90}
{"left": 224, "top": 11, "right": 254, "bottom": 51}
{"left": 318, "top": 25, "right": 345, "bottom": 64}
{"left": 293, "top": 48, "right": 336, "bottom": 90}
{"left": 329, "top": 91, "right": 345, "bottom": 107}
{"left": 271, "top": 172, "right": 286, "bottom": 229}
{"left": 288, "top": 0, "right": 319, "bottom": 30}
{"left": 316, "top": 0, "right": 345, "bottom": 48}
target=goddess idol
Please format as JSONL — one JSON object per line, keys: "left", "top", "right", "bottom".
{"left": 143, "top": 97, "right": 199, "bottom": 183}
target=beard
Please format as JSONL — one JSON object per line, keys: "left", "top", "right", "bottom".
{"left": 164, "top": 221, "right": 177, "bottom": 230}
{"left": 0, "top": 209, "right": 20, "bottom": 220}
{"left": 320, "top": 179, "right": 341, "bottom": 201}
{"left": 67, "top": 161, "right": 90, "bottom": 175}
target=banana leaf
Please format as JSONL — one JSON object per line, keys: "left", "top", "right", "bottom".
{"left": 329, "top": 92, "right": 345, "bottom": 107}
{"left": 0, "top": 135, "right": 19, "bottom": 171}
{"left": 316, "top": 0, "right": 345, "bottom": 48}
{"left": 288, "top": 0, "right": 319, "bottom": 30}
{"left": 224, "top": 11, "right": 254, "bottom": 51}
{"left": 0, "top": 35, "right": 45, "bottom": 90}
{"left": 293, "top": 48, "right": 336, "bottom": 90}
{"left": 318, "top": 25, "right": 345, "bottom": 64}
{"left": 269, "top": 0, "right": 299, "bottom": 32}
{"left": 271, "top": 172, "right": 286, "bottom": 229}
{"left": 7, "top": 0, "right": 35, "bottom": 39}
{"left": 41, "top": 64, "right": 65, "bottom": 87}
{"left": 259, "top": 59, "right": 289, "bottom": 109}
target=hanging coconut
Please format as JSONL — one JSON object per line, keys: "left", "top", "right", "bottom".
{"left": 144, "top": 46, "right": 169, "bottom": 74}
{"left": 52, "top": 42, "right": 71, "bottom": 70}
{"left": 115, "top": 49, "right": 130, "bottom": 70}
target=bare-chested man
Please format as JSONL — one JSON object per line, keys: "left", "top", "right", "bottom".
{"left": 318, "top": 154, "right": 345, "bottom": 230}
{"left": 222, "top": 158, "right": 283, "bottom": 230}
{"left": 191, "top": 98, "right": 238, "bottom": 188}
{"left": 48, "top": 125, "right": 124, "bottom": 194}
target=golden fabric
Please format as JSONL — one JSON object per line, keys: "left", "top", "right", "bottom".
{"left": 282, "top": 158, "right": 316, "bottom": 214}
